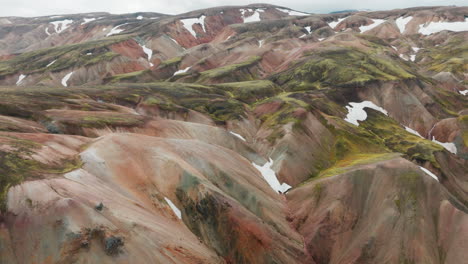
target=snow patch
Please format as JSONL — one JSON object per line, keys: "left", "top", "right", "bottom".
{"left": 344, "top": 101, "right": 388, "bottom": 126}
{"left": 106, "top": 23, "right": 128, "bottom": 37}
{"left": 391, "top": 46, "right": 398, "bottom": 51}
{"left": 258, "top": 40, "right": 264, "bottom": 47}
{"left": 137, "top": 15, "right": 143, "bottom": 20}
{"left": 46, "top": 60, "right": 57, "bottom": 67}
{"left": 405, "top": 126, "right": 423, "bottom": 138}
{"left": 252, "top": 159, "right": 291, "bottom": 193}
{"left": 459, "top": 90, "right": 468, "bottom": 95}
{"left": 45, "top": 27, "right": 51, "bottom": 36}
{"left": 81, "top": 18, "right": 96, "bottom": 25}
{"left": 432, "top": 136, "right": 457, "bottom": 154}
{"left": 318, "top": 38, "right": 325, "bottom": 41}
{"left": 328, "top": 17, "right": 348, "bottom": 29}
{"left": 167, "top": 36, "right": 182, "bottom": 47}
{"left": 86, "top": 53, "right": 92, "bottom": 55}
{"left": 139, "top": 43, "right": 153, "bottom": 61}
{"left": 229, "top": 131, "right": 246, "bottom": 141}
{"left": 395, "top": 16, "right": 413, "bottom": 33}
{"left": 412, "top": 47, "right": 420, "bottom": 53}
{"left": 276, "top": 8, "right": 309, "bottom": 16}
{"left": 61, "top": 72, "right": 73, "bottom": 87}
{"left": 299, "top": 34, "right": 307, "bottom": 39}
{"left": 419, "top": 166, "right": 439, "bottom": 182}
{"left": 410, "top": 54, "right": 416, "bottom": 62}
{"left": 180, "top": 15, "right": 206, "bottom": 38}
{"left": 173, "top": 67, "right": 191, "bottom": 76}
{"left": 241, "top": 9, "right": 263, "bottom": 23}
{"left": 16, "top": 74, "right": 26, "bottom": 85}
{"left": 304, "top": 26, "right": 312, "bottom": 34}
{"left": 164, "top": 197, "right": 182, "bottom": 219}
{"left": 399, "top": 54, "right": 408, "bottom": 61}
{"left": 419, "top": 18, "right": 468, "bottom": 35}
{"left": 359, "top": 19, "right": 386, "bottom": 33}
{"left": 50, "top": 19, "right": 73, "bottom": 34}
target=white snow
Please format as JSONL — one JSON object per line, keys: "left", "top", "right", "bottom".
{"left": 164, "top": 197, "right": 182, "bottom": 219}
{"left": 299, "top": 34, "right": 307, "bottom": 39}
{"left": 81, "top": 18, "right": 96, "bottom": 25}
{"left": 139, "top": 44, "right": 153, "bottom": 61}
{"left": 459, "top": 90, "right": 468, "bottom": 95}
{"left": 328, "top": 17, "right": 348, "bottom": 29}
{"left": 137, "top": 15, "right": 143, "bottom": 20}
{"left": 229, "top": 131, "right": 246, "bottom": 141}
{"left": 180, "top": 15, "right": 206, "bottom": 38}
{"left": 344, "top": 101, "right": 388, "bottom": 126}
{"left": 318, "top": 38, "right": 325, "bottom": 41}
{"left": 304, "top": 26, "right": 312, "bottom": 34}
{"left": 410, "top": 54, "right": 416, "bottom": 62}
{"left": 432, "top": 136, "right": 457, "bottom": 154}
{"left": 258, "top": 40, "right": 264, "bottom": 47}
{"left": 359, "top": 19, "right": 386, "bottom": 33}
{"left": 61, "top": 72, "right": 74, "bottom": 87}
{"left": 404, "top": 126, "right": 423, "bottom": 138}
{"left": 412, "top": 47, "right": 420, "bottom": 53}
{"left": 173, "top": 66, "right": 191, "bottom": 76}
{"left": 252, "top": 159, "right": 291, "bottom": 193}
{"left": 276, "top": 8, "right": 309, "bottom": 16}
{"left": 395, "top": 16, "right": 413, "bottom": 33}
{"left": 419, "top": 166, "right": 439, "bottom": 182}
{"left": 106, "top": 23, "right": 128, "bottom": 37}
{"left": 45, "top": 27, "right": 51, "bottom": 36}
{"left": 168, "top": 36, "right": 181, "bottom": 46}
{"left": 399, "top": 54, "right": 409, "bottom": 61}
{"left": 391, "top": 46, "right": 398, "bottom": 51}
{"left": 16, "top": 74, "right": 26, "bottom": 85}
{"left": 46, "top": 60, "right": 57, "bottom": 67}
{"left": 419, "top": 18, "right": 468, "bottom": 35}
{"left": 50, "top": 19, "right": 73, "bottom": 34}
{"left": 86, "top": 53, "right": 92, "bottom": 55}
{"left": 241, "top": 9, "right": 263, "bottom": 23}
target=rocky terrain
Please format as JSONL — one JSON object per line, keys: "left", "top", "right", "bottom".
{"left": 0, "top": 3, "right": 467, "bottom": 264}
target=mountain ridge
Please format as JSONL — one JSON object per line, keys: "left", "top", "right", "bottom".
{"left": 0, "top": 3, "right": 467, "bottom": 264}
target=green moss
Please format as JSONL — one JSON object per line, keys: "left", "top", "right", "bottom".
{"left": 75, "top": 114, "right": 144, "bottom": 128}
{"left": 0, "top": 135, "right": 83, "bottom": 212}
{"left": 213, "top": 80, "right": 282, "bottom": 104}
{"left": 272, "top": 47, "right": 415, "bottom": 90}
{"left": 196, "top": 56, "right": 261, "bottom": 83}
{"left": 316, "top": 153, "right": 398, "bottom": 179}
{"left": 0, "top": 36, "right": 128, "bottom": 77}
{"left": 420, "top": 37, "right": 468, "bottom": 76}
{"left": 203, "top": 99, "right": 245, "bottom": 122}
{"left": 158, "top": 56, "right": 182, "bottom": 68}
{"left": 107, "top": 70, "right": 150, "bottom": 83}
{"left": 360, "top": 110, "right": 444, "bottom": 168}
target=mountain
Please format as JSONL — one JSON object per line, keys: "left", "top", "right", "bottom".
{"left": 0, "top": 3, "right": 467, "bottom": 264}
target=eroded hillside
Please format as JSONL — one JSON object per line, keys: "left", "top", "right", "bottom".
{"left": 0, "top": 4, "right": 467, "bottom": 264}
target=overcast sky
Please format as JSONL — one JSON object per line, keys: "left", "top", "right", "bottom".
{"left": 1, "top": 0, "right": 466, "bottom": 17}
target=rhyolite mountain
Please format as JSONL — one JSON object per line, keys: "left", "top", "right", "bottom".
{"left": 0, "top": 3, "right": 467, "bottom": 264}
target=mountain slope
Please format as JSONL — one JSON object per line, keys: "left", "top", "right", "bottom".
{"left": 0, "top": 4, "right": 467, "bottom": 264}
